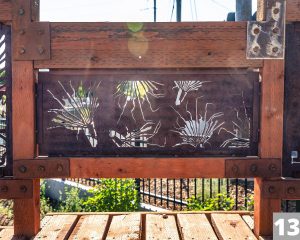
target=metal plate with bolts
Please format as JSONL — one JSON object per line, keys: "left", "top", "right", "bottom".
{"left": 247, "top": 0, "right": 286, "bottom": 59}
{"left": 14, "top": 158, "right": 70, "bottom": 179}
{"left": 0, "top": 179, "right": 33, "bottom": 199}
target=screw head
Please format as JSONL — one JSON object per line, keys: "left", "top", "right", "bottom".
{"left": 268, "top": 186, "right": 276, "bottom": 193}
{"left": 269, "top": 164, "right": 277, "bottom": 172}
{"left": 232, "top": 165, "right": 239, "bottom": 174}
{"left": 57, "top": 164, "right": 63, "bottom": 172}
{"left": 19, "top": 29, "right": 25, "bottom": 35}
{"left": 253, "top": 28, "right": 260, "bottom": 35}
{"left": 18, "top": 8, "right": 25, "bottom": 15}
{"left": 38, "top": 165, "right": 45, "bottom": 172}
{"left": 287, "top": 187, "right": 296, "bottom": 194}
{"left": 162, "top": 214, "right": 168, "bottom": 219}
{"left": 272, "top": 47, "right": 279, "bottom": 53}
{"left": 19, "top": 48, "right": 26, "bottom": 55}
{"left": 38, "top": 46, "right": 45, "bottom": 55}
{"left": 253, "top": 46, "right": 260, "bottom": 53}
{"left": 250, "top": 164, "right": 258, "bottom": 173}
{"left": 272, "top": 27, "right": 279, "bottom": 34}
{"left": 0, "top": 186, "right": 8, "bottom": 193}
{"left": 273, "top": 8, "right": 280, "bottom": 15}
{"left": 20, "top": 186, "right": 27, "bottom": 193}
{"left": 18, "top": 165, "right": 27, "bottom": 173}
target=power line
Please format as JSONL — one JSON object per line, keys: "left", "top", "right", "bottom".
{"left": 170, "top": 0, "right": 175, "bottom": 21}
{"left": 194, "top": 0, "right": 198, "bottom": 20}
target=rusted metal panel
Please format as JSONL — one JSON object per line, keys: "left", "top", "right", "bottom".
{"left": 14, "top": 158, "right": 70, "bottom": 178}
{"left": 12, "top": 0, "right": 50, "bottom": 61}
{"left": 283, "top": 23, "right": 300, "bottom": 177}
{"left": 225, "top": 158, "right": 281, "bottom": 178}
{"left": 247, "top": 0, "right": 286, "bottom": 59}
{"left": 0, "top": 24, "right": 12, "bottom": 177}
{"left": 37, "top": 69, "right": 259, "bottom": 157}
{"left": 0, "top": 179, "right": 33, "bottom": 199}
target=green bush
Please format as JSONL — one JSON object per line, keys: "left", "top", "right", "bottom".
{"left": 83, "top": 178, "right": 139, "bottom": 212}
{"left": 187, "top": 193, "right": 234, "bottom": 211}
{"left": 40, "top": 181, "right": 53, "bottom": 217}
{"left": 58, "top": 187, "right": 85, "bottom": 212}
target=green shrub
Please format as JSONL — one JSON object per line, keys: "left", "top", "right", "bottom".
{"left": 40, "top": 181, "right": 54, "bottom": 217}
{"left": 83, "top": 178, "right": 139, "bottom": 212}
{"left": 187, "top": 193, "right": 234, "bottom": 211}
{"left": 58, "top": 187, "right": 85, "bottom": 212}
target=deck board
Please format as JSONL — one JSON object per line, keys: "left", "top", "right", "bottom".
{"left": 33, "top": 215, "right": 78, "bottom": 240}
{"left": 69, "top": 215, "right": 109, "bottom": 240}
{"left": 177, "top": 214, "right": 218, "bottom": 240}
{"left": 211, "top": 214, "right": 257, "bottom": 240}
{"left": 242, "top": 215, "right": 254, "bottom": 231}
{"left": 106, "top": 214, "right": 141, "bottom": 240}
{"left": 146, "top": 214, "right": 180, "bottom": 240}
{"left": 0, "top": 228, "right": 25, "bottom": 240}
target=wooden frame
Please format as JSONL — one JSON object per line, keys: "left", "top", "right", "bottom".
{"left": 0, "top": 0, "right": 296, "bottom": 238}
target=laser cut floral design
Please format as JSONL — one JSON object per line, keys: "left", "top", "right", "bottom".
{"left": 114, "top": 80, "right": 165, "bottom": 123}
{"left": 173, "top": 81, "right": 208, "bottom": 106}
{"left": 109, "top": 121, "right": 165, "bottom": 148}
{"left": 48, "top": 81, "right": 100, "bottom": 148}
{"left": 171, "top": 98, "right": 224, "bottom": 148}
{"left": 219, "top": 93, "right": 250, "bottom": 149}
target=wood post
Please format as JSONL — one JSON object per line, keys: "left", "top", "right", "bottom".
{"left": 254, "top": 60, "right": 284, "bottom": 237}
{"left": 12, "top": 60, "right": 40, "bottom": 237}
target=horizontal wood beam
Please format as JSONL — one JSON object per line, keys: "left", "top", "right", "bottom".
{"left": 262, "top": 179, "right": 300, "bottom": 199}
{"left": 34, "top": 22, "right": 262, "bottom": 69}
{"left": 14, "top": 157, "right": 281, "bottom": 178}
{"left": 0, "top": 179, "right": 33, "bottom": 199}
{"left": 286, "top": 0, "right": 300, "bottom": 22}
{"left": 0, "top": 0, "right": 12, "bottom": 22}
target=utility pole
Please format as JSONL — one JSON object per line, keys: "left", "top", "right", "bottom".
{"left": 176, "top": 0, "right": 182, "bottom": 22}
{"left": 154, "top": 0, "right": 157, "bottom": 22}
{"left": 236, "top": 0, "right": 252, "bottom": 21}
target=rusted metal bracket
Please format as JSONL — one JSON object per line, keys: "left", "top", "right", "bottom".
{"left": 247, "top": 0, "right": 286, "bottom": 59}
{"left": 262, "top": 179, "right": 300, "bottom": 199}
{"left": 225, "top": 158, "right": 281, "bottom": 178}
{"left": 12, "top": 0, "right": 50, "bottom": 60}
{"left": 0, "top": 179, "right": 33, "bottom": 199}
{"left": 14, "top": 158, "right": 70, "bottom": 179}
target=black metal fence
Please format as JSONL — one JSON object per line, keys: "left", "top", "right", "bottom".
{"left": 68, "top": 178, "right": 254, "bottom": 211}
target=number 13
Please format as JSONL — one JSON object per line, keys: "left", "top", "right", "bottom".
{"left": 275, "top": 218, "right": 300, "bottom": 236}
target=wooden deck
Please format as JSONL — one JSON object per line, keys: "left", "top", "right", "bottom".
{"left": 0, "top": 212, "right": 270, "bottom": 240}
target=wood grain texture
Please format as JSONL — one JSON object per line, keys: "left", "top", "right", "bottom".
{"left": 242, "top": 215, "right": 254, "bottom": 231}
{"left": 34, "top": 22, "right": 262, "bottom": 69}
{"left": 33, "top": 215, "right": 78, "bottom": 240}
{"left": 69, "top": 157, "right": 225, "bottom": 178}
{"left": 254, "top": 60, "right": 284, "bottom": 237}
{"left": 69, "top": 215, "right": 109, "bottom": 240}
{"left": 12, "top": 60, "right": 40, "bottom": 237}
{"left": 287, "top": 0, "right": 300, "bottom": 22}
{"left": 211, "top": 214, "right": 257, "bottom": 240}
{"left": 106, "top": 214, "right": 141, "bottom": 240}
{"left": 0, "top": 0, "right": 12, "bottom": 22}
{"left": 177, "top": 214, "right": 218, "bottom": 240}
{"left": 0, "top": 228, "right": 25, "bottom": 240}
{"left": 146, "top": 214, "right": 180, "bottom": 240}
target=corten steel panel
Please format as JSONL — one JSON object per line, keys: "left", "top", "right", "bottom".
{"left": 0, "top": 24, "right": 12, "bottom": 176}
{"left": 37, "top": 69, "right": 259, "bottom": 157}
{"left": 283, "top": 23, "right": 300, "bottom": 177}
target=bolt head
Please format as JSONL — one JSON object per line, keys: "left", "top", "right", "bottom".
{"left": 38, "top": 47, "right": 45, "bottom": 55}
{"left": 19, "top": 29, "right": 25, "bottom": 35}
{"left": 272, "top": 27, "right": 279, "bottom": 34}
{"left": 57, "top": 164, "right": 63, "bottom": 172}
{"left": 250, "top": 164, "right": 258, "bottom": 173}
{"left": 253, "top": 28, "right": 260, "bottom": 35}
{"left": 18, "top": 8, "right": 25, "bottom": 15}
{"left": 253, "top": 46, "right": 260, "bottom": 53}
{"left": 19, "top": 165, "right": 27, "bottom": 173}
{"left": 272, "top": 47, "right": 279, "bottom": 53}
{"left": 38, "top": 165, "right": 45, "bottom": 172}
{"left": 269, "top": 164, "right": 277, "bottom": 172}
{"left": 268, "top": 186, "right": 276, "bottom": 193}
{"left": 273, "top": 8, "right": 280, "bottom": 15}
{"left": 20, "top": 186, "right": 27, "bottom": 193}
{"left": 162, "top": 214, "right": 168, "bottom": 219}
{"left": 287, "top": 187, "right": 296, "bottom": 194}
{"left": 232, "top": 165, "right": 239, "bottom": 173}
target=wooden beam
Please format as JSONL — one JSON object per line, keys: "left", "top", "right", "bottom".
{"left": 34, "top": 22, "right": 262, "bottom": 69}
{"left": 70, "top": 157, "right": 226, "bottom": 178}
{"left": 0, "top": 179, "right": 33, "bottom": 199}
{"left": 14, "top": 157, "right": 281, "bottom": 179}
{"left": 254, "top": 60, "right": 284, "bottom": 237}
{"left": 0, "top": 0, "right": 12, "bottom": 22}
{"left": 286, "top": 0, "right": 300, "bottom": 22}
{"left": 12, "top": 60, "right": 40, "bottom": 237}
{"left": 261, "top": 179, "right": 300, "bottom": 199}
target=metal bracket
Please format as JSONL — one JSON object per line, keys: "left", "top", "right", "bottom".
{"left": 12, "top": 0, "right": 50, "bottom": 60}
{"left": 247, "top": 0, "right": 286, "bottom": 59}
{"left": 262, "top": 179, "right": 300, "bottom": 199}
{"left": 225, "top": 158, "right": 281, "bottom": 178}
{"left": 14, "top": 158, "right": 70, "bottom": 179}
{"left": 0, "top": 179, "right": 33, "bottom": 199}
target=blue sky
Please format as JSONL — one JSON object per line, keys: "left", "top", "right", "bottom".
{"left": 41, "top": 0, "right": 257, "bottom": 22}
